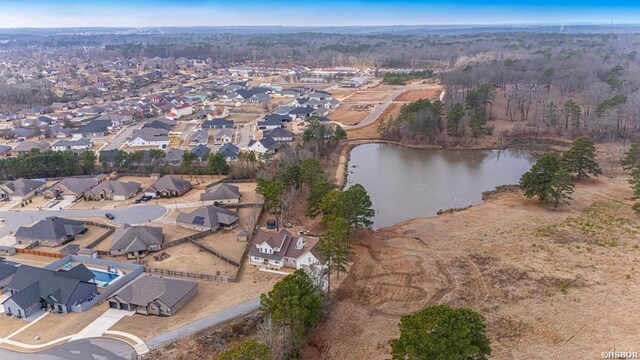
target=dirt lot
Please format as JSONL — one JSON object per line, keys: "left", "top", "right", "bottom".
{"left": 304, "top": 145, "right": 640, "bottom": 359}
{"left": 145, "top": 242, "right": 238, "bottom": 277}
{"left": 111, "top": 264, "right": 281, "bottom": 341}
{"left": 394, "top": 88, "right": 443, "bottom": 102}
{"left": 329, "top": 104, "right": 372, "bottom": 125}
{"left": 346, "top": 103, "right": 403, "bottom": 141}
{"left": 345, "top": 91, "right": 391, "bottom": 102}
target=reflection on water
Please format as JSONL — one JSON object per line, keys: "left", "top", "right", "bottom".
{"left": 345, "top": 144, "right": 534, "bottom": 229}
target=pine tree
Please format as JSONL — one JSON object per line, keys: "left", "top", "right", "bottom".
{"left": 446, "top": 103, "right": 465, "bottom": 136}
{"left": 561, "top": 136, "right": 602, "bottom": 179}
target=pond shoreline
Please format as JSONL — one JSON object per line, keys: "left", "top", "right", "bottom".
{"left": 337, "top": 141, "right": 535, "bottom": 228}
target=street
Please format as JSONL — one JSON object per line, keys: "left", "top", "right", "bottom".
{"left": 0, "top": 338, "right": 136, "bottom": 360}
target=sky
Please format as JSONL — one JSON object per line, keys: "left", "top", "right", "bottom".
{"left": 1, "top": 0, "right": 640, "bottom": 28}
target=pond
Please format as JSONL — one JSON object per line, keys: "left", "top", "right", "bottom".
{"left": 344, "top": 143, "right": 534, "bottom": 229}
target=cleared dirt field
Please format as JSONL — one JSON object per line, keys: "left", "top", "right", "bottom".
{"left": 346, "top": 103, "right": 403, "bottom": 141}
{"left": 345, "top": 91, "right": 391, "bottom": 102}
{"left": 227, "top": 112, "right": 261, "bottom": 124}
{"left": 329, "top": 104, "right": 373, "bottom": 125}
{"left": 145, "top": 242, "right": 238, "bottom": 277}
{"left": 305, "top": 145, "right": 640, "bottom": 360}
{"left": 394, "top": 88, "right": 443, "bottom": 102}
{"left": 117, "top": 175, "right": 155, "bottom": 189}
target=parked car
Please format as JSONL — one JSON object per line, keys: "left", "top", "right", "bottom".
{"left": 266, "top": 220, "right": 277, "bottom": 229}
{"left": 105, "top": 213, "right": 115, "bottom": 220}
{"left": 141, "top": 195, "right": 152, "bottom": 202}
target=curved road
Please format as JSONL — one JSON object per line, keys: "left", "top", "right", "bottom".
{"left": 0, "top": 204, "right": 167, "bottom": 239}
{"left": 0, "top": 338, "right": 136, "bottom": 360}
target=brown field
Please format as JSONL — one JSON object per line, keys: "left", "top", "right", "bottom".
{"left": 344, "top": 91, "right": 391, "bottom": 102}
{"left": 329, "top": 105, "right": 372, "bottom": 125}
{"left": 145, "top": 242, "right": 238, "bottom": 277}
{"left": 394, "top": 88, "right": 443, "bottom": 102}
{"left": 228, "top": 112, "right": 261, "bottom": 124}
{"left": 304, "top": 144, "right": 640, "bottom": 360}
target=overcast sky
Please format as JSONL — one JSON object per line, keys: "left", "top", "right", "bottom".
{"left": 1, "top": 0, "right": 640, "bottom": 27}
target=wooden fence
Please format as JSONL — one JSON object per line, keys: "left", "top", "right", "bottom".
{"left": 84, "top": 222, "right": 116, "bottom": 250}
{"left": 15, "top": 248, "right": 64, "bottom": 258}
{"left": 189, "top": 239, "right": 241, "bottom": 267}
{"left": 144, "top": 266, "right": 236, "bottom": 283}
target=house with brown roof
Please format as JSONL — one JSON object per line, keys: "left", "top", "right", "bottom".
{"left": 143, "top": 175, "right": 191, "bottom": 198}
{"left": 248, "top": 229, "right": 323, "bottom": 271}
{"left": 43, "top": 177, "right": 95, "bottom": 200}
{"left": 0, "top": 178, "right": 46, "bottom": 202}
{"left": 84, "top": 180, "right": 140, "bottom": 201}
{"left": 107, "top": 274, "right": 197, "bottom": 316}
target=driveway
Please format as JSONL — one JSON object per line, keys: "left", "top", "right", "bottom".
{"left": 0, "top": 204, "right": 167, "bottom": 239}
{"left": 0, "top": 338, "right": 136, "bottom": 360}
{"left": 102, "top": 121, "right": 144, "bottom": 151}
{"left": 147, "top": 298, "right": 260, "bottom": 350}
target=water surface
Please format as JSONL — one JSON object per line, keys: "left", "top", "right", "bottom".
{"left": 345, "top": 144, "right": 534, "bottom": 229}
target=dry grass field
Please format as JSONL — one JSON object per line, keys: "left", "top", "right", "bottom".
{"left": 303, "top": 144, "right": 640, "bottom": 359}
{"left": 394, "top": 88, "right": 443, "bottom": 102}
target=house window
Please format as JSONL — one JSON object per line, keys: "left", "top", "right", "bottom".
{"left": 274, "top": 261, "right": 279, "bottom": 264}
{"left": 308, "top": 257, "right": 311, "bottom": 262}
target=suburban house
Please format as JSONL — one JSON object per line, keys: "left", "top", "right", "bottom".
{"left": 43, "top": 177, "right": 96, "bottom": 200}
{"left": 107, "top": 274, "right": 197, "bottom": 316}
{"left": 212, "top": 128, "right": 233, "bottom": 144}
{"left": 191, "top": 144, "right": 211, "bottom": 162}
{"left": 263, "top": 114, "right": 292, "bottom": 123}
{"left": 143, "top": 175, "right": 191, "bottom": 198}
{"left": 127, "top": 128, "right": 170, "bottom": 149}
{"left": 188, "top": 129, "right": 209, "bottom": 145}
{"left": 164, "top": 148, "right": 185, "bottom": 165}
{"left": 15, "top": 217, "right": 87, "bottom": 247}
{"left": 1, "top": 264, "right": 97, "bottom": 318}
{"left": 171, "top": 104, "right": 193, "bottom": 118}
{"left": 218, "top": 143, "right": 240, "bottom": 162}
{"left": 143, "top": 119, "right": 175, "bottom": 132}
{"left": 244, "top": 138, "right": 279, "bottom": 154}
{"left": 0, "top": 145, "right": 11, "bottom": 156}
{"left": 51, "top": 139, "right": 94, "bottom": 152}
{"left": 176, "top": 205, "right": 239, "bottom": 232}
{"left": 202, "top": 118, "right": 234, "bottom": 129}
{"left": 263, "top": 128, "right": 294, "bottom": 142}
{"left": 200, "top": 183, "right": 242, "bottom": 204}
{"left": 248, "top": 229, "right": 324, "bottom": 271}
{"left": 0, "top": 178, "right": 46, "bottom": 202}
{"left": 257, "top": 119, "right": 284, "bottom": 131}
{"left": 0, "top": 261, "right": 18, "bottom": 289}
{"left": 109, "top": 224, "right": 163, "bottom": 258}
{"left": 84, "top": 180, "right": 140, "bottom": 201}
{"left": 11, "top": 141, "right": 50, "bottom": 156}
{"left": 73, "top": 119, "right": 111, "bottom": 138}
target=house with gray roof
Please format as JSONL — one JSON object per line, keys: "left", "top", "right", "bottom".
{"left": 84, "top": 180, "right": 140, "bottom": 201}
{"left": 0, "top": 261, "right": 19, "bottom": 289}
{"left": 51, "top": 138, "right": 94, "bottom": 152}
{"left": 248, "top": 229, "right": 323, "bottom": 271}
{"left": 143, "top": 175, "right": 191, "bottom": 198}
{"left": 263, "top": 128, "right": 294, "bottom": 142}
{"left": 164, "top": 148, "right": 185, "bottom": 165}
{"left": 212, "top": 128, "right": 234, "bottom": 144}
{"left": 200, "top": 183, "right": 242, "bottom": 204}
{"left": 202, "top": 118, "right": 234, "bottom": 129}
{"left": 15, "top": 217, "right": 88, "bottom": 247}
{"left": 43, "top": 177, "right": 95, "bottom": 200}
{"left": 11, "top": 141, "right": 50, "bottom": 156}
{"left": 176, "top": 205, "right": 238, "bottom": 232}
{"left": 218, "top": 143, "right": 239, "bottom": 162}
{"left": 109, "top": 224, "right": 163, "bottom": 258}
{"left": 107, "top": 274, "right": 197, "bottom": 316}
{"left": 189, "top": 129, "right": 209, "bottom": 145}
{"left": 191, "top": 144, "right": 211, "bottom": 161}
{"left": 0, "top": 178, "right": 46, "bottom": 202}
{"left": 0, "top": 145, "right": 11, "bottom": 156}
{"left": 73, "top": 119, "right": 111, "bottom": 138}
{"left": 1, "top": 264, "right": 97, "bottom": 318}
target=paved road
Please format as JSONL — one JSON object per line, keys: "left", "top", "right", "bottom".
{"left": 0, "top": 204, "right": 167, "bottom": 239}
{"left": 102, "top": 121, "right": 144, "bottom": 151}
{"left": 0, "top": 338, "right": 136, "bottom": 360}
{"left": 147, "top": 298, "right": 260, "bottom": 350}
{"left": 236, "top": 115, "right": 263, "bottom": 148}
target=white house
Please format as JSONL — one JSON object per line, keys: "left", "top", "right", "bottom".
{"left": 212, "top": 128, "right": 234, "bottom": 144}
{"left": 127, "top": 128, "right": 170, "bottom": 149}
{"left": 51, "top": 139, "right": 94, "bottom": 152}
{"left": 171, "top": 104, "right": 193, "bottom": 119}
{"left": 248, "top": 229, "right": 324, "bottom": 271}
{"left": 243, "top": 138, "right": 278, "bottom": 154}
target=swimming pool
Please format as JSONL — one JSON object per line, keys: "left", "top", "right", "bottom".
{"left": 91, "top": 269, "right": 118, "bottom": 283}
